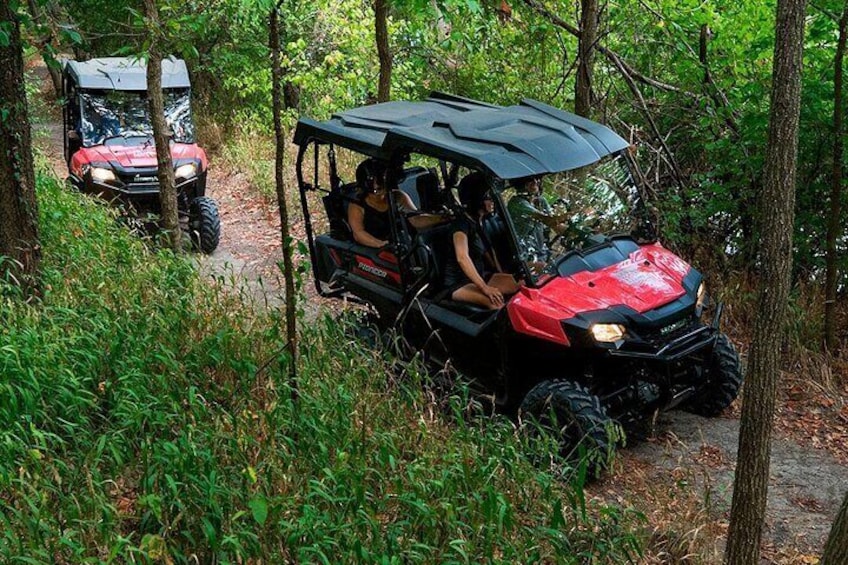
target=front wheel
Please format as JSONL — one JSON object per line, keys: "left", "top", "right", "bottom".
{"left": 684, "top": 333, "right": 743, "bottom": 417}
{"left": 519, "top": 380, "right": 617, "bottom": 479}
{"left": 188, "top": 196, "right": 221, "bottom": 254}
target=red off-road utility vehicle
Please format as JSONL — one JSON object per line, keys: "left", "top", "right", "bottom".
{"left": 294, "top": 93, "right": 742, "bottom": 473}
{"left": 62, "top": 57, "right": 220, "bottom": 253}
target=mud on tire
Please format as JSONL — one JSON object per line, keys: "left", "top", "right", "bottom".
{"left": 189, "top": 196, "right": 221, "bottom": 254}
{"left": 519, "top": 380, "right": 617, "bottom": 479}
{"left": 684, "top": 332, "right": 743, "bottom": 417}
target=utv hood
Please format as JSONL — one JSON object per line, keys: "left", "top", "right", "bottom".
{"left": 78, "top": 142, "right": 205, "bottom": 170}
{"left": 507, "top": 242, "right": 697, "bottom": 345}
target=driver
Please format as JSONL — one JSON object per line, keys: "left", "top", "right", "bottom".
{"left": 507, "top": 175, "right": 567, "bottom": 268}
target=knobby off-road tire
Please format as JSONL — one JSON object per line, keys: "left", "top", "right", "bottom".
{"left": 189, "top": 196, "right": 221, "bottom": 254}
{"left": 685, "top": 332, "right": 743, "bottom": 417}
{"left": 519, "top": 380, "right": 616, "bottom": 479}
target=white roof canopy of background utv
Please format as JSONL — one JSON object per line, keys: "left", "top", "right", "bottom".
{"left": 63, "top": 57, "right": 191, "bottom": 91}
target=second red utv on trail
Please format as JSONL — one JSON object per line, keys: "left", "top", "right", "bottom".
{"left": 62, "top": 57, "right": 220, "bottom": 253}
{"left": 294, "top": 93, "right": 743, "bottom": 475}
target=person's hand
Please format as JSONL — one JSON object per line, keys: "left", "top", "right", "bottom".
{"left": 483, "top": 285, "right": 504, "bottom": 307}
{"left": 378, "top": 240, "right": 390, "bottom": 248}
{"left": 528, "top": 261, "right": 546, "bottom": 276}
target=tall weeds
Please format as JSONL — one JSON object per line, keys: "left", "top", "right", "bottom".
{"left": 0, "top": 168, "right": 644, "bottom": 562}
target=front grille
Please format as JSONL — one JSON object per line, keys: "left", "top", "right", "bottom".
{"left": 638, "top": 316, "right": 700, "bottom": 347}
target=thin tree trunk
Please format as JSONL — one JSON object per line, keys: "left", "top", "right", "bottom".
{"left": 824, "top": 3, "right": 848, "bottom": 352}
{"left": 271, "top": 4, "right": 298, "bottom": 400}
{"left": 575, "top": 0, "right": 598, "bottom": 118}
{"left": 143, "top": 0, "right": 180, "bottom": 251}
{"left": 725, "top": 0, "right": 807, "bottom": 562}
{"left": 0, "top": 2, "right": 41, "bottom": 295}
{"left": 822, "top": 490, "right": 848, "bottom": 564}
{"left": 374, "top": 0, "right": 391, "bottom": 102}
{"left": 26, "top": 0, "right": 63, "bottom": 97}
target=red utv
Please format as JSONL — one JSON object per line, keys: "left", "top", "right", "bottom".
{"left": 293, "top": 93, "right": 742, "bottom": 474}
{"left": 62, "top": 57, "right": 220, "bottom": 252}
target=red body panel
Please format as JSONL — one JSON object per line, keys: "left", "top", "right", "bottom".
{"left": 507, "top": 243, "right": 691, "bottom": 346}
{"left": 353, "top": 255, "right": 401, "bottom": 285}
{"left": 70, "top": 143, "right": 207, "bottom": 177}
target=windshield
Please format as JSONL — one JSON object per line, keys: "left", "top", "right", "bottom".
{"left": 501, "top": 154, "right": 648, "bottom": 281}
{"left": 79, "top": 89, "right": 195, "bottom": 146}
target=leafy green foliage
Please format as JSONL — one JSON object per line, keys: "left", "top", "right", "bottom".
{"left": 0, "top": 165, "right": 644, "bottom": 562}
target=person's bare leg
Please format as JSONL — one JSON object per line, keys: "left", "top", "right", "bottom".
{"left": 489, "top": 273, "right": 520, "bottom": 295}
{"left": 452, "top": 283, "right": 499, "bottom": 309}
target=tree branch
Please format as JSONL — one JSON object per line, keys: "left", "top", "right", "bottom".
{"left": 608, "top": 50, "right": 686, "bottom": 190}
{"left": 520, "top": 0, "right": 697, "bottom": 98}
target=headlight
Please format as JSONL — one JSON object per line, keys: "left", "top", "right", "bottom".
{"left": 591, "top": 323, "right": 625, "bottom": 343}
{"left": 175, "top": 163, "right": 197, "bottom": 180}
{"left": 697, "top": 282, "right": 708, "bottom": 310}
{"left": 90, "top": 167, "right": 116, "bottom": 182}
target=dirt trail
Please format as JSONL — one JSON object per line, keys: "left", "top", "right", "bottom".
{"left": 30, "top": 61, "right": 847, "bottom": 563}
{"left": 201, "top": 167, "right": 287, "bottom": 307}
{"left": 603, "top": 408, "right": 848, "bottom": 561}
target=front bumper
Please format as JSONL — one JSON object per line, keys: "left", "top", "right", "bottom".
{"left": 598, "top": 303, "right": 724, "bottom": 363}
{"left": 70, "top": 171, "right": 207, "bottom": 214}
{"left": 609, "top": 324, "right": 718, "bottom": 362}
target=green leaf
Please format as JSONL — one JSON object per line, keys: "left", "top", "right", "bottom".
{"left": 464, "top": 0, "right": 481, "bottom": 14}
{"left": 0, "top": 23, "right": 10, "bottom": 48}
{"left": 59, "top": 26, "right": 82, "bottom": 45}
{"left": 248, "top": 496, "right": 268, "bottom": 526}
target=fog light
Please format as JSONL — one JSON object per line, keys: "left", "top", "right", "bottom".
{"left": 591, "top": 323, "right": 625, "bottom": 343}
{"left": 90, "top": 167, "right": 116, "bottom": 182}
{"left": 697, "top": 282, "right": 708, "bottom": 310}
{"left": 175, "top": 163, "right": 197, "bottom": 180}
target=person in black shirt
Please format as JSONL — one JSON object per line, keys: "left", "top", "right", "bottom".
{"left": 444, "top": 174, "right": 519, "bottom": 309}
{"left": 348, "top": 159, "right": 418, "bottom": 248}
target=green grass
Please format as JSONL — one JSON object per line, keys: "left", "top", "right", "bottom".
{"left": 0, "top": 166, "right": 645, "bottom": 563}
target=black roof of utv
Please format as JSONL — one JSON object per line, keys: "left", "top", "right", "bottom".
{"left": 63, "top": 57, "right": 191, "bottom": 91}
{"left": 293, "top": 92, "right": 630, "bottom": 180}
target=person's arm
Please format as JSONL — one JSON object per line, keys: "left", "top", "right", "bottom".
{"left": 348, "top": 202, "right": 388, "bottom": 248}
{"left": 453, "top": 230, "right": 503, "bottom": 307}
{"left": 526, "top": 200, "right": 569, "bottom": 231}
{"left": 395, "top": 190, "right": 450, "bottom": 229}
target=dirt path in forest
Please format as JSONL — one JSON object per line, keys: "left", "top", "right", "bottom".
{"left": 598, "top": 401, "right": 848, "bottom": 562}
{"left": 30, "top": 61, "right": 847, "bottom": 563}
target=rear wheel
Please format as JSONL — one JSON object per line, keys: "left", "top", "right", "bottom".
{"left": 519, "top": 380, "right": 616, "bottom": 479}
{"left": 189, "top": 196, "right": 221, "bottom": 254}
{"left": 684, "top": 333, "right": 743, "bottom": 416}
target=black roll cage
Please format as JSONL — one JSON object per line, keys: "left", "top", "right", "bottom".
{"left": 296, "top": 138, "right": 653, "bottom": 304}
{"left": 296, "top": 139, "right": 438, "bottom": 301}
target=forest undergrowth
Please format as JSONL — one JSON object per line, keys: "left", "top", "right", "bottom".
{"left": 0, "top": 162, "right": 650, "bottom": 562}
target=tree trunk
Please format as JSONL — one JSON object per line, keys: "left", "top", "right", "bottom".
{"left": 575, "top": 0, "right": 598, "bottom": 118}
{"left": 824, "top": 3, "right": 848, "bottom": 352}
{"left": 143, "top": 0, "right": 181, "bottom": 251}
{"left": 822, "top": 490, "right": 848, "bottom": 564}
{"left": 374, "top": 0, "right": 391, "bottom": 102}
{"left": 0, "top": 2, "right": 41, "bottom": 295}
{"left": 270, "top": 4, "right": 298, "bottom": 400}
{"left": 724, "top": 0, "right": 807, "bottom": 563}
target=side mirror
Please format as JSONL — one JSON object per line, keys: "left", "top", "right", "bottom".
{"left": 67, "top": 130, "right": 80, "bottom": 142}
